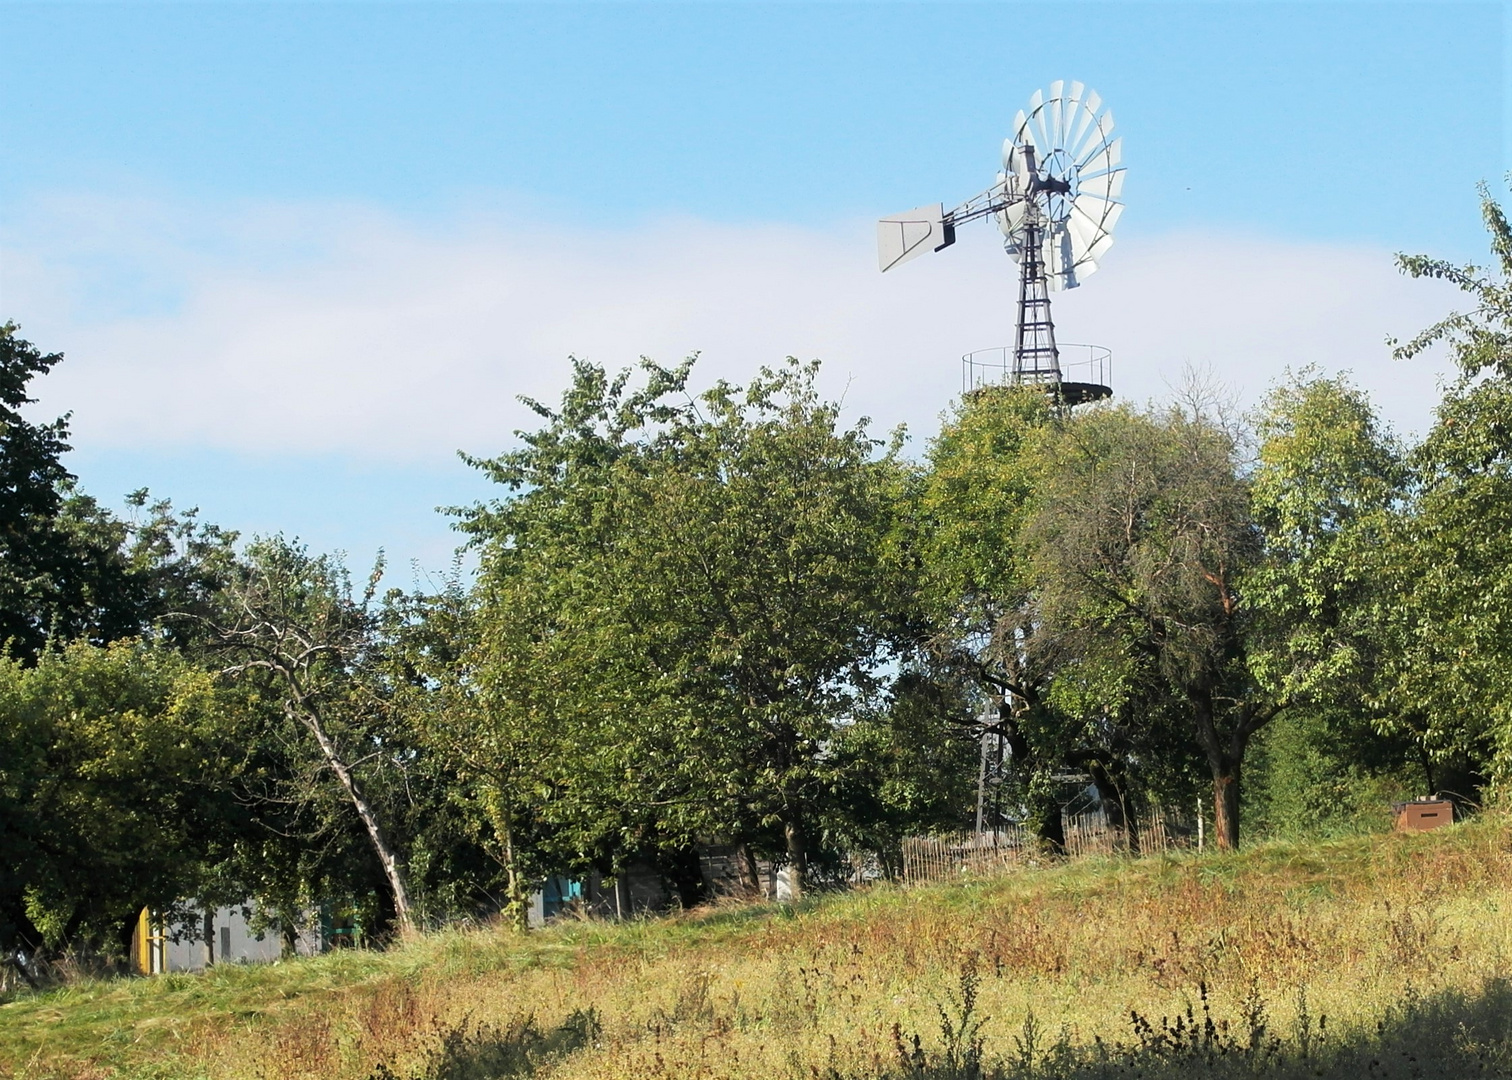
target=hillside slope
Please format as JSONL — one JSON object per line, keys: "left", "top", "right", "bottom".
{"left": 5, "top": 821, "right": 1512, "bottom": 1079}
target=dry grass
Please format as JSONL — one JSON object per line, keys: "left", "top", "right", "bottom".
{"left": 5, "top": 820, "right": 1512, "bottom": 1079}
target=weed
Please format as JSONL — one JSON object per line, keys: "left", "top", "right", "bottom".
{"left": 367, "top": 1008, "right": 599, "bottom": 1080}
{"left": 929, "top": 956, "right": 987, "bottom": 1080}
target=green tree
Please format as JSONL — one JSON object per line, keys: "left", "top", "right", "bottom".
{"left": 820, "top": 671, "right": 980, "bottom": 877}
{"left": 1244, "top": 372, "right": 1421, "bottom": 834}
{"left": 1026, "top": 399, "right": 1270, "bottom": 849}
{"left": 457, "top": 357, "right": 909, "bottom": 900}
{"left": 447, "top": 359, "right": 701, "bottom": 925}
{"left": 404, "top": 564, "right": 579, "bottom": 930}
{"left": 914, "top": 385, "right": 1077, "bottom": 843}
{"left": 0, "top": 325, "right": 237, "bottom": 661}
{"left": 0, "top": 640, "right": 235, "bottom": 967}
{"left": 1248, "top": 372, "right": 1404, "bottom": 709}
{"left": 611, "top": 361, "right": 908, "bottom": 894}
{"left": 0, "top": 324, "right": 136, "bottom": 659}
{"left": 1371, "top": 183, "right": 1512, "bottom": 795}
{"left": 917, "top": 385, "right": 1198, "bottom": 848}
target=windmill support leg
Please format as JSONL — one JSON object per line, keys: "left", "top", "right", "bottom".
{"left": 1012, "top": 213, "right": 1062, "bottom": 394}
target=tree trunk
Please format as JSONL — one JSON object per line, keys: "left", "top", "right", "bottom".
{"left": 1212, "top": 764, "right": 1241, "bottom": 851}
{"left": 613, "top": 870, "right": 632, "bottom": 920}
{"left": 1417, "top": 746, "right": 1437, "bottom": 795}
{"left": 737, "top": 842, "right": 761, "bottom": 898}
{"left": 500, "top": 817, "right": 530, "bottom": 933}
{"left": 784, "top": 819, "right": 807, "bottom": 900}
{"left": 372, "top": 879, "right": 399, "bottom": 943}
{"left": 203, "top": 908, "right": 215, "bottom": 968}
{"left": 1028, "top": 787, "right": 1066, "bottom": 855}
{"left": 1190, "top": 690, "right": 1259, "bottom": 853}
{"left": 479, "top": 785, "right": 532, "bottom": 932}
{"left": 280, "top": 917, "right": 298, "bottom": 959}
{"left": 1088, "top": 762, "right": 1137, "bottom": 853}
{"left": 658, "top": 845, "right": 707, "bottom": 910}
{"left": 297, "top": 705, "right": 414, "bottom": 935}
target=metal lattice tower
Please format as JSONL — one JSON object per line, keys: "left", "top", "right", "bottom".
{"left": 975, "top": 721, "right": 1010, "bottom": 834}
{"left": 1012, "top": 192, "right": 1061, "bottom": 389}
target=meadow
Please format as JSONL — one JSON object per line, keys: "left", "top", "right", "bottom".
{"left": 4, "top": 818, "right": 1512, "bottom": 1080}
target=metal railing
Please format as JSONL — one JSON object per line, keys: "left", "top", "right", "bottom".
{"left": 962, "top": 343, "right": 1112, "bottom": 396}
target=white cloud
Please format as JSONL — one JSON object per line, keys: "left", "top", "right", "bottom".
{"left": 2, "top": 195, "right": 1467, "bottom": 463}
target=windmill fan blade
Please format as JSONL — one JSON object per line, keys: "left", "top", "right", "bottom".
{"left": 1063, "top": 214, "right": 1101, "bottom": 261}
{"left": 1076, "top": 109, "right": 1114, "bottom": 157}
{"left": 1064, "top": 86, "right": 1087, "bottom": 149}
{"left": 1067, "top": 198, "right": 1108, "bottom": 234}
{"left": 1048, "top": 234, "right": 1081, "bottom": 291}
{"left": 1072, "top": 194, "right": 1118, "bottom": 228}
{"left": 1077, "top": 145, "right": 1112, "bottom": 179}
{"left": 1066, "top": 204, "right": 1100, "bottom": 241}
{"left": 1085, "top": 233, "right": 1115, "bottom": 265}
{"left": 1038, "top": 230, "right": 1059, "bottom": 270}
{"left": 1063, "top": 81, "right": 1083, "bottom": 124}
{"left": 1084, "top": 115, "right": 1117, "bottom": 162}
{"left": 1078, "top": 169, "right": 1126, "bottom": 200}
{"left": 1035, "top": 104, "right": 1054, "bottom": 156}
{"left": 1006, "top": 140, "right": 1032, "bottom": 185}
{"left": 996, "top": 199, "right": 1027, "bottom": 241}
{"left": 1080, "top": 133, "right": 1121, "bottom": 173}
{"left": 1024, "top": 93, "right": 1051, "bottom": 153}
{"left": 1012, "top": 110, "right": 1035, "bottom": 153}
{"left": 1072, "top": 262, "right": 1100, "bottom": 286}
{"left": 1061, "top": 226, "right": 1079, "bottom": 268}
{"left": 1066, "top": 103, "right": 1096, "bottom": 159}
{"left": 1071, "top": 199, "right": 1123, "bottom": 241}
{"left": 1048, "top": 81, "right": 1064, "bottom": 147}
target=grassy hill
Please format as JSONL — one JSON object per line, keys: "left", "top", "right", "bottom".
{"left": 5, "top": 820, "right": 1512, "bottom": 1079}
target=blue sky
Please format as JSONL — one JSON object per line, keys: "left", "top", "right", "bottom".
{"left": 0, "top": 1, "right": 1505, "bottom": 576}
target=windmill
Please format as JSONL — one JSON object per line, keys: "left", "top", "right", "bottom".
{"left": 877, "top": 80, "right": 1124, "bottom": 405}
{"left": 880, "top": 83, "right": 1124, "bottom": 839}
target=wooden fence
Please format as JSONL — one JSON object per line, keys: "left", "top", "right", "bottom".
{"left": 902, "top": 826, "right": 1029, "bottom": 885}
{"left": 903, "top": 806, "right": 1194, "bottom": 886}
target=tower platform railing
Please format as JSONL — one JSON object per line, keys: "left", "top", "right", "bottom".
{"left": 962, "top": 343, "right": 1113, "bottom": 398}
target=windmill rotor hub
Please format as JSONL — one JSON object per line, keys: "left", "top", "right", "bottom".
{"left": 1033, "top": 150, "right": 1078, "bottom": 223}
